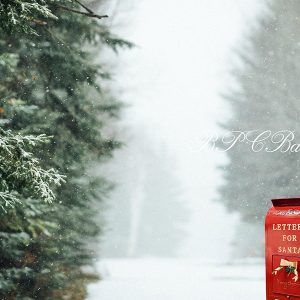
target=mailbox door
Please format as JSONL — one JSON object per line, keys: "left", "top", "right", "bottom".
{"left": 272, "top": 255, "right": 300, "bottom": 296}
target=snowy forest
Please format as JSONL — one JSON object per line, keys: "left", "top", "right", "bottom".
{"left": 1, "top": 0, "right": 300, "bottom": 299}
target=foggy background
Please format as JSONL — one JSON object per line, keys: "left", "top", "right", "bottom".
{"left": 87, "top": 0, "right": 299, "bottom": 298}
{"left": 95, "top": 0, "right": 263, "bottom": 259}
{"left": 88, "top": 0, "right": 300, "bottom": 298}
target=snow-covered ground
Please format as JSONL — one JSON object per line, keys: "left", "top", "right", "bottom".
{"left": 87, "top": 258, "right": 265, "bottom": 300}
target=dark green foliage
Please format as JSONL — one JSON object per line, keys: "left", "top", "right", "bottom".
{"left": 0, "top": 130, "right": 64, "bottom": 298}
{"left": 0, "top": 130, "right": 64, "bottom": 208}
{"left": 0, "top": 0, "right": 131, "bottom": 298}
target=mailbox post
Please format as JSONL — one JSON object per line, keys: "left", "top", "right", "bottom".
{"left": 266, "top": 197, "right": 300, "bottom": 299}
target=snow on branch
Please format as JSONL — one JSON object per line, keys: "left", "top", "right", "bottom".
{"left": 0, "top": 0, "right": 108, "bottom": 35}
{"left": 0, "top": 0, "right": 57, "bottom": 34}
{"left": 0, "top": 129, "right": 65, "bottom": 211}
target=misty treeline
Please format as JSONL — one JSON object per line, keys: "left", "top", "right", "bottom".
{"left": 219, "top": 0, "right": 300, "bottom": 256}
{"left": 0, "top": 0, "right": 132, "bottom": 298}
{"left": 99, "top": 128, "right": 189, "bottom": 257}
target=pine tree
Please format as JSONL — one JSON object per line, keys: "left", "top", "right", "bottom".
{"left": 219, "top": 0, "right": 300, "bottom": 254}
{"left": 0, "top": 129, "right": 64, "bottom": 297}
{"left": 0, "top": 0, "right": 131, "bottom": 298}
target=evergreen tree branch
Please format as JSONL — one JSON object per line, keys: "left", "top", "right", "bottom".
{"left": 0, "top": 130, "right": 66, "bottom": 210}
{"left": 0, "top": 191, "right": 21, "bottom": 212}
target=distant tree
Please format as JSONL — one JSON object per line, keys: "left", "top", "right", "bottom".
{"left": 219, "top": 0, "right": 300, "bottom": 254}
{"left": 101, "top": 129, "right": 188, "bottom": 257}
{"left": 135, "top": 145, "right": 188, "bottom": 257}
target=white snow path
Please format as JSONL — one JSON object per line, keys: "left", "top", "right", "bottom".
{"left": 87, "top": 259, "right": 265, "bottom": 300}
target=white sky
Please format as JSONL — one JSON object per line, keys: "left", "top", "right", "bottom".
{"left": 104, "top": 0, "right": 263, "bottom": 258}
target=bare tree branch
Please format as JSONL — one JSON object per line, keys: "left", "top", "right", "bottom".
{"left": 73, "top": 0, "right": 94, "bottom": 14}
{"left": 56, "top": 4, "right": 108, "bottom": 20}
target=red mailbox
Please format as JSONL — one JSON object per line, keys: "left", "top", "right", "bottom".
{"left": 266, "top": 197, "right": 300, "bottom": 299}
